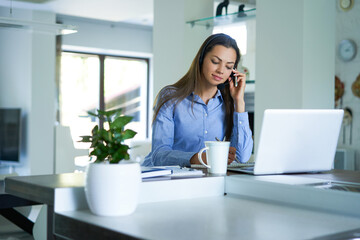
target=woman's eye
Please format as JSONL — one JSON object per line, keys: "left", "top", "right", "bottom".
{"left": 226, "top": 66, "right": 232, "bottom": 70}
{"left": 211, "top": 60, "right": 219, "bottom": 64}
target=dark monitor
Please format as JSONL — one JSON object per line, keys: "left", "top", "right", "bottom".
{"left": 0, "top": 108, "right": 21, "bottom": 166}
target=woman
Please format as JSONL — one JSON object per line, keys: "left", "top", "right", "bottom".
{"left": 142, "top": 33, "right": 253, "bottom": 167}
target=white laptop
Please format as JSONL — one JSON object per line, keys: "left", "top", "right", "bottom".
{"left": 228, "top": 109, "right": 344, "bottom": 175}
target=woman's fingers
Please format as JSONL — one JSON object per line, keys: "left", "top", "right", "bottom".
{"left": 228, "top": 147, "right": 236, "bottom": 164}
{"left": 235, "top": 73, "right": 246, "bottom": 87}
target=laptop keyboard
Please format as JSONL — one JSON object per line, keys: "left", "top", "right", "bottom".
{"left": 192, "top": 162, "right": 255, "bottom": 169}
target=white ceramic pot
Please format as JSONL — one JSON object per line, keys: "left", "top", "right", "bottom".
{"left": 85, "top": 161, "right": 141, "bottom": 216}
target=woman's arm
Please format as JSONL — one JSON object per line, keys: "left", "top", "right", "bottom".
{"left": 226, "top": 70, "right": 253, "bottom": 162}
{"left": 142, "top": 102, "right": 196, "bottom": 167}
{"left": 230, "top": 112, "right": 253, "bottom": 163}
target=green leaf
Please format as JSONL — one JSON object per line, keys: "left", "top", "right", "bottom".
{"left": 120, "top": 144, "right": 130, "bottom": 151}
{"left": 109, "top": 158, "right": 120, "bottom": 164}
{"left": 99, "top": 108, "right": 122, "bottom": 120}
{"left": 100, "top": 129, "right": 112, "bottom": 142}
{"left": 95, "top": 155, "right": 107, "bottom": 163}
{"left": 87, "top": 111, "right": 98, "bottom": 117}
{"left": 82, "top": 108, "right": 135, "bottom": 163}
{"left": 122, "top": 129, "right": 137, "bottom": 140}
{"left": 90, "top": 137, "right": 101, "bottom": 148}
{"left": 110, "top": 145, "right": 130, "bottom": 163}
{"left": 91, "top": 125, "right": 99, "bottom": 135}
{"left": 111, "top": 116, "right": 133, "bottom": 129}
{"left": 98, "top": 109, "right": 116, "bottom": 118}
{"left": 78, "top": 135, "right": 92, "bottom": 143}
{"left": 114, "top": 111, "right": 123, "bottom": 119}
{"left": 113, "top": 132, "right": 123, "bottom": 142}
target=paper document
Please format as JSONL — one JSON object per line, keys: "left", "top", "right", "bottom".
{"left": 160, "top": 166, "right": 204, "bottom": 178}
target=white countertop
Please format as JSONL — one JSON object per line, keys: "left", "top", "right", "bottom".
{"left": 55, "top": 194, "right": 360, "bottom": 240}
{"left": 226, "top": 174, "right": 360, "bottom": 218}
{"left": 54, "top": 173, "right": 360, "bottom": 240}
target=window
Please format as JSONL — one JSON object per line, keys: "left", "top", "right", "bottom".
{"left": 213, "top": 22, "right": 248, "bottom": 55}
{"left": 59, "top": 51, "right": 150, "bottom": 149}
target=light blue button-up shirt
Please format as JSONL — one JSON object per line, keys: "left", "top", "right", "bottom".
{"left": 142, "top": 90, "right": 253, "bottom": 167}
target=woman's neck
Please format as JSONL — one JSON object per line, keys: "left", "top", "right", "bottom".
{"left": 195, "top": 83, "right": 218, "bottom": 105}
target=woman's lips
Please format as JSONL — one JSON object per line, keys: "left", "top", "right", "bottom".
{"left": 212, "top": 74, "right": 223, "bottom": 81}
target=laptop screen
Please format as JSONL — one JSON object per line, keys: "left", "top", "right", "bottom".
{"left": 253, "top": 109, "right": 344, "bottom": 175}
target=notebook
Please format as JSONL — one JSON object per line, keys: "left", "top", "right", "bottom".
{"left": 228, "top": 109, "right": 344, "bottom": 175}
{"left": 141, "top": 167, "right": 172, "bottom": 179}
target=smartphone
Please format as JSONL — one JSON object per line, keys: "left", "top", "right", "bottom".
{"left": 230, "top": 70, "right": 238, "bottom": 87}
{"left": 230, "top": 72, "right": 235, "bottom": 81}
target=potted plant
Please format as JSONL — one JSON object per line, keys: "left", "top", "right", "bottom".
{"left": 79, "top": 108, "right": 140, "bottom": 216}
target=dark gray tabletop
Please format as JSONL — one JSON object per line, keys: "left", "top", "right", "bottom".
{"left": 5, "top": 173, "right": 85, "bottom": 205}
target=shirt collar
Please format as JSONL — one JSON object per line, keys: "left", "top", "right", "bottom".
{"left": 214, "top": 89, "right": 224, "bottom": 101}
{"left": 189, "top": 90, "right": 224, "bottom": 103}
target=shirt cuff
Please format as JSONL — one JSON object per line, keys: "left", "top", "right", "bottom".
{"left": 180, "top": 151, "right": 197, "bottom": 167}
{"left": 233, "top": 111, "right": 249, "bottom": 126}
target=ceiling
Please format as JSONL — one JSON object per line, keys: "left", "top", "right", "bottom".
{"left": 0, "top": 0, "right": 255, "bottom": 26}
{"left": 0, "top": 0, "right": 154, "bottom": 26}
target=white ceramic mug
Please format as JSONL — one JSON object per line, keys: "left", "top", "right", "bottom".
{"left": 197, "top": 141, "right": 230, "bottom": 174}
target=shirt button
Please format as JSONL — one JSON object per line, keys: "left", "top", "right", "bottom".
{"left": 205, "top": 130, "right": 208, "bottom": 134}
{"left": 205, "top": 113, "right": 208, "bottom": 117}
{"left": 239, "top": 121, "right": 243, "bottom": 125}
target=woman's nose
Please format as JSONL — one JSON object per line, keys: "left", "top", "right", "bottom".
{"left": 216, "top": 65, "right": 224, "bottom": 74}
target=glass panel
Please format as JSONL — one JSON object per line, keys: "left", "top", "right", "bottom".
{"left": 59, "top": 52, "right": 100, "bottom": 148}
{"left": 104, "top": 56, "right": 148, "bottom": 139}
{"left": 306, "top": 182, "right": 360, "bottom": 193}
{"left": 186, "top": 8, "right": 256, "bottom": 28}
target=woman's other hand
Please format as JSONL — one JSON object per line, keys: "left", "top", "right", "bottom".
{"left": 190, "top": 152, "right": 207, "bottom": 165}
{"left": 228, "top": 146, "right": 236, "bottom": 164}
{"left": 191, "top": 147, "right": 236, "bottom": 165}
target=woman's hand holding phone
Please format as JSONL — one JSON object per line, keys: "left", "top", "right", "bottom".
{"left": 229, "top": 69, "right": 246, "bottom": 113}
{"left": 229, "top": 71, "right": 238, "bottom": 87}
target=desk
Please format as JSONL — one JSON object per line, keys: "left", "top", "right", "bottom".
{"left": 0, "top": 180, "right": 39, "bottom": 235}
{"left": 5, "top": 172, "right": 223, "bottom": 239}
{"left": 4, "top": 173, "right": 85, "bottom": 239}
{"left": 296, "top": 169, "right": 360, "bottom": 184}
{"left": 5, "top": 170, "right": 360, "bottom": 240}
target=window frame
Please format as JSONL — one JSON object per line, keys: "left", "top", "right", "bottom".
{"left": 58, "top": 50, "right": 151, "bottom": 138}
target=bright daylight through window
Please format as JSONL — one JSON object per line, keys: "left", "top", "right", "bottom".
{"left": 213, "top": 22, "right": 247, "bottom": 55}
{"left": 59, "top": 52, "right": 149, "bottom": 153}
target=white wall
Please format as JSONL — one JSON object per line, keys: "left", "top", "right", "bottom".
{"left": 0, "top": 11, "right": 31, "bottom": 175}
{"left": 255, "top": 0, "right": 335, "bottom": 151}
{"left": 0, "top": 7, "right": 56, "bottom": 175}
{"left": 153, "top": 0, "right": 213, "bottom": 101}
{"left": 336, "top": 2, "right": 360, "bottom": 168}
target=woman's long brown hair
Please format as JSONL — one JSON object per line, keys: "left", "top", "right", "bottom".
{"left": 152, "top": 33, "right": 241, "bottom": 140}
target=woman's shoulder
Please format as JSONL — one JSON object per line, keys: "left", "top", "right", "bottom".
{"left": 156, "top": 85, "right": 193, "bottom": 111}
{"left": 155, "top": 86, "right": 178, "bottom": 109}
{"left": 159, "top": 86, "right": 177, "bottom": 97}
{"left": 160, "top": 86, "right": 179, "bottom": 102}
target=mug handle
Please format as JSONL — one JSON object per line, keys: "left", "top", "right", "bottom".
{"left": 198, "top": 147, "right": 211, "bottom": 169}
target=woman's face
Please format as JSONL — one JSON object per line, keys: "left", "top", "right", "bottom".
{"left": 201, "top": 45, "right": 237, "bottom": 88}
